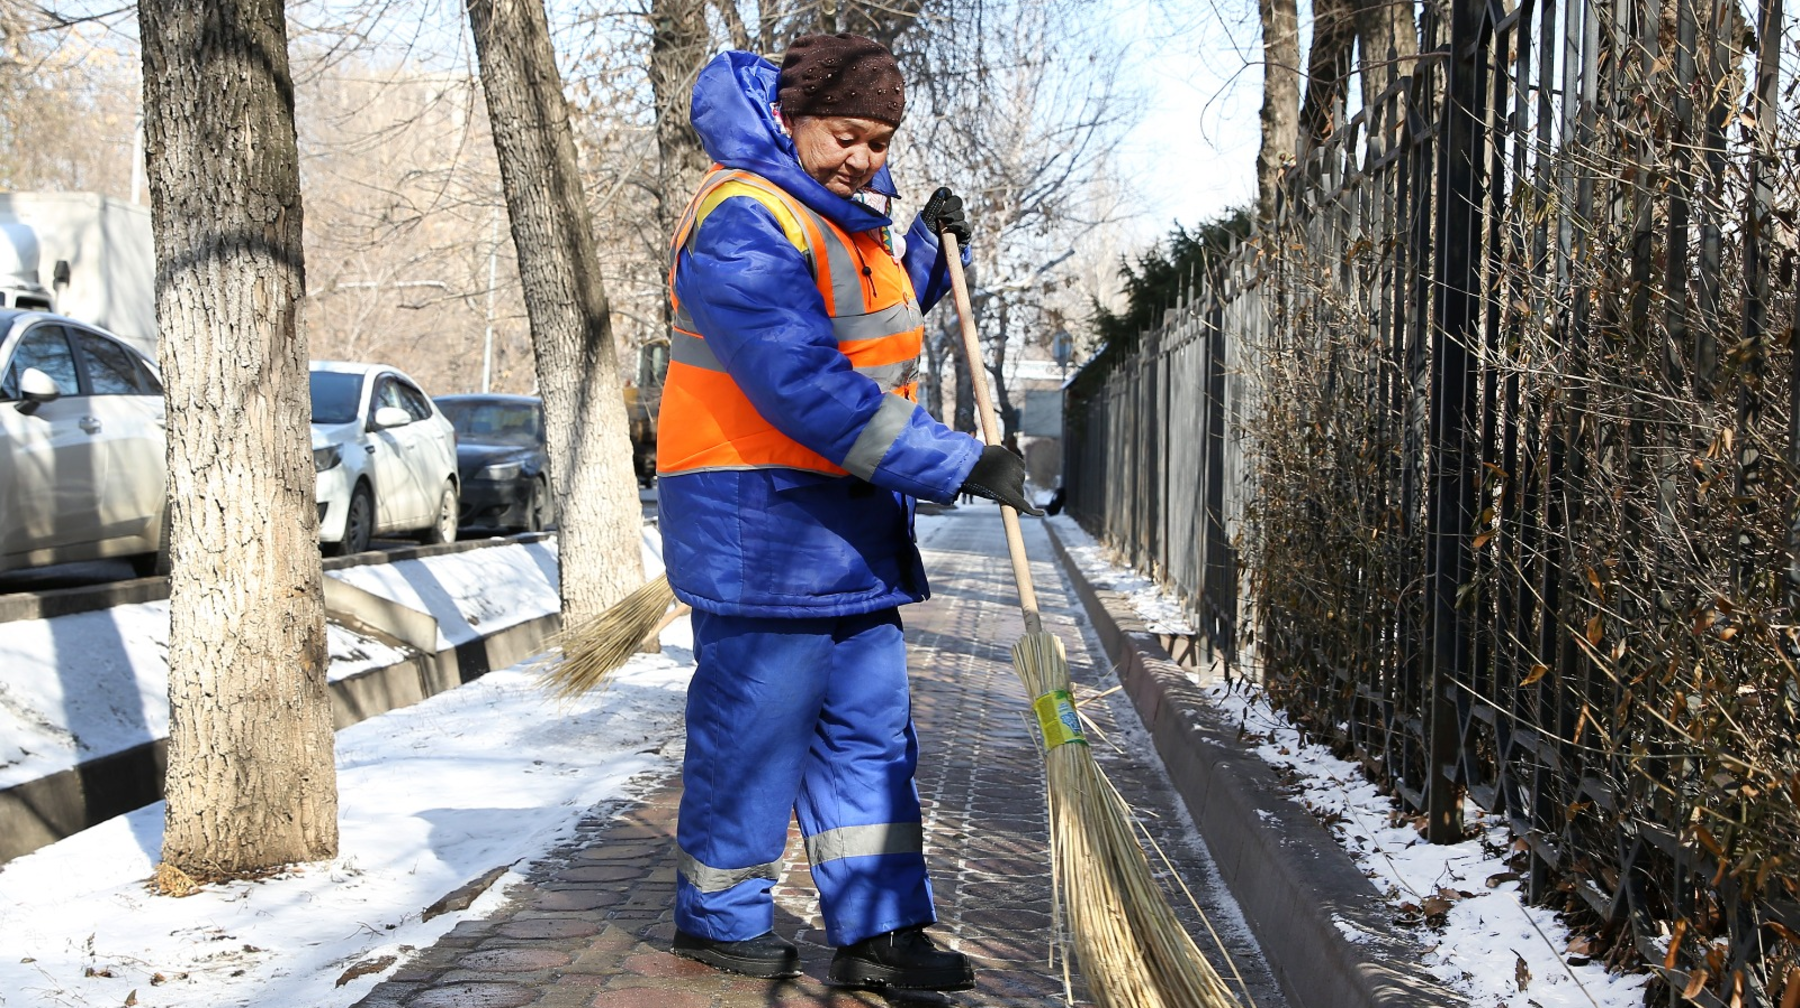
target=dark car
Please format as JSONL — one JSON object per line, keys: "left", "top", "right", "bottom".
{"left": 433, "top": 394, "right": 554, "bottom": 535}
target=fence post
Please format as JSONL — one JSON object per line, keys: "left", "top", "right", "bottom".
{"left": 1422, "top": 0, "right": 1488, "bottom": 843}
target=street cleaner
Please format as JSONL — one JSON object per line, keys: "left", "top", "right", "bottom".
{"left": 656, "top": 32, "right": 1040, "bottom": 991}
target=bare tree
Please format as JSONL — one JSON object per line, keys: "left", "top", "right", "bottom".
{"left": 0, "top": 11, "right": 140, "bottom": 198}
{"left": 467, "top": 0, "right": 645, "bottom": 621}
{"left": 138, "top": 0, "right": 338, "bottom": 880}
{"left": 903, "top": 0, "right": 1133, "bottom": 439}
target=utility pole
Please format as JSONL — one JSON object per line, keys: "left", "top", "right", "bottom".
{"left": 481, "top": 200, "right": 499, "bottom": 393}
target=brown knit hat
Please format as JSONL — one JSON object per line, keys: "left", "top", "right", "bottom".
{"left": 777, "top": 33, "right": 905, "bottom": 127}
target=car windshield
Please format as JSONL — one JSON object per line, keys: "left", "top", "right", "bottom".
{"left": 440, "top": 401, "right": 541, "bottom": 447}
{"left": 310, "top": 371, "right": 364, "bottom": 424}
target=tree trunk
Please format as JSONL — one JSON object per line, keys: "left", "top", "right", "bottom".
{"left": 1299, "top": 0, "right": 1358, "bottom": 156}
{"left": 952, "top": 337, "right": 975, "bottom": 434}
{"left": 1354, "top": 0, "right": 1419, "bottom": 112}
{"left": 467, "top": 0, "right": 645, "bottom": 621}
{"left": 139, "top": 0, "right": 338, "bottom": 879}
{"left": 1257, "top": 0, "right": 1301, "bottom": 227}
{"left": 649, "top": 0, "right": 712, "bottom": 240}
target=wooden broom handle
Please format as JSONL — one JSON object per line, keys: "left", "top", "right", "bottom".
{"left": 941, "top": 232, "right": 1044, "bottom": 635}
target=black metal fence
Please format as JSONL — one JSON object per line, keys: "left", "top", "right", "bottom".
{"left": 1061, "top": 0, "right": 1798, "bottom": 1000}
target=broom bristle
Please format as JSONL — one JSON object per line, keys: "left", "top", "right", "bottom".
{"left": 536, "top": 575, "right": 679, "bottom": 699}
{"left": 1014, "top": 630, "right": 1244, "bottom": 1008}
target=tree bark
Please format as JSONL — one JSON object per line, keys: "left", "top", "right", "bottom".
{"left": 1257, "top": 0, "right": 1301, "bottom": 227}
{"left": 1354, "top": 0, "right": 1419, "bottom": 112}
{"left": 1299, "top": 0, "right": 1358, "bottom": 156}
{"left": 467, "top": 0, "right": 645, "bottom": 621}
{"left": 649, "top": 0, "right": 712, "bottom": 240}
{"left": 138, "top": 0, "right": 338, "bottom": 879}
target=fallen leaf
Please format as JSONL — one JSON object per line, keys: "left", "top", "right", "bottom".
{"left": 1515, "top": 951, "right": 1531, "bottom": 990}
{"left": 336, "top": 955, "right": 398, "bottom": 988}
{"left": 1684, "top": 968, "right": 1710, "bottom": 999}
{"left": 124, "top": 992, "right": 137, "bottom": 1007}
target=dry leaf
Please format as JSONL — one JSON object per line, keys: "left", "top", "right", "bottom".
{"left": 1684, "top": 968, "right": 1710, "bottom": 999}
{"left": 335, "top": 955, "right": 397, "bottom": 988}
{"left": 1567, "top": 935, "right": 1597, "bottom": 956}
{"left": 1514, "top": 952, "right": 1531, "bottom": 990}
{"left": 1586, "top": 614, "right": 1605, "bottom": 646}
{"left": 1522, "top": 663, "right": 1549, "bottom": 686}
{"left": 123, "top": 992, "right": 137, "bottom": 1007}
{"left": 1472, "top": 530, "right": 1494, "bottom": 549}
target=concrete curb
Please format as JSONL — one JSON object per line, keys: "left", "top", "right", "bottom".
{"left": 0, "top": 536, "right": 561, "bottom": 865}
{"left": 1042, "top": 521, "right": 1462, "bottom": 1008}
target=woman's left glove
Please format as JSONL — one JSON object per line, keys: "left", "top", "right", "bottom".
{"left": 922, "top": 186, "right": 971, "bottom": 246}
{"left": 960, "top": 444, "right": 1043, "bottom": 515}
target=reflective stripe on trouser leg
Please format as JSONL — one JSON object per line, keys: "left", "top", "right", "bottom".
{"left": 795, "top": 609, "right": 935, "bottom": 947}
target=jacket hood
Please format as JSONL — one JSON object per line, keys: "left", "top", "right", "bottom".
{"left": 690, "top": 50, "right": 899, "bottom": 234}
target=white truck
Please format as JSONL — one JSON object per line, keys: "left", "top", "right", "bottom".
{"left": 0, "top": 191, "right": 157, "bottom": 357}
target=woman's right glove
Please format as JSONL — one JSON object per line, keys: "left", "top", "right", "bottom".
{"left": 960, "top": 444, "right": 1044, "bottom": 515}
{"left": 922, "top": 187, "right": 971, "bottom": 247}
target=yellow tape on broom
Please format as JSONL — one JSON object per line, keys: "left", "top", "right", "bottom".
{"left": 1033, "top": 689, "right": 1089, "bottom": 749}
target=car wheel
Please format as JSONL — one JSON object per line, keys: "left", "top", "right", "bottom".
{"left": 525, "top": 476, "right": 554, "bottom": 533}
{"left": 418, "top": 481, "right": 458, "bottom": 544}
{"left": 325, "top": 484, "right": 375, "bottom": 556}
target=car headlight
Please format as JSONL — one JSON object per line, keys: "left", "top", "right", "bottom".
{"left": 314, "top": 445, "right": 343, "bottom": 472}
{"left": 479, "top": 461, "right": 522, "bottom": 481}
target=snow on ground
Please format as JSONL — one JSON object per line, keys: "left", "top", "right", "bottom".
{"left": 0, "top": 539, "right": 581, "bottom": 793}
{"left": 0, "top": 535, "right": 690, "bottom": 1008}
{"left": 1050, "top": 514, "right": 1652, "bottom": 1008}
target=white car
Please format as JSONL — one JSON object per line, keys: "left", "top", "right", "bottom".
{"left": 0, "top": 308, "right": 167, "bottom": 575}
{"left": 310, "top": 361, "right": 459, "bottom": 555}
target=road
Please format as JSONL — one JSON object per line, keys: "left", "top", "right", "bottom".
{"left": 0, "top": 486, "right": 657, "bottom": 597}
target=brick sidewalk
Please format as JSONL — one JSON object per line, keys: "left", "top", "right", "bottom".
{"left": 351, "top": 507, "right": 1286, "bottom": 1008}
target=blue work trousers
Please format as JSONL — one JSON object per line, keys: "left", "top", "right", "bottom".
{"left": 675, "top": 607, "right": 936, "bottom": 947}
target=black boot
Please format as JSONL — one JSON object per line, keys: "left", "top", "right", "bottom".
{"left": 828, "top": 926, "right": 975, "bottom": 991}
{"left": 671, "top": 929, "right": 801, "bottom": 978}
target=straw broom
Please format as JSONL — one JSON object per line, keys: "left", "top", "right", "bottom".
{"left": 538, "top": 574, "right": 686, "bottom": 699}
{"left": 940, "top": 230, "right": 1244, "bottom": 1008}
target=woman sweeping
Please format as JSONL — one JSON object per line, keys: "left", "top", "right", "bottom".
{"left": 656, "top": 32, "right": 1038, "bottom": 991}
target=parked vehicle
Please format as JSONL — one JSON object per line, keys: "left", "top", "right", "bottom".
{"left": 0, "top": 308, "right": 167, "bottom": 575}
{"left": 0, "top": 193, "right": 157, "bottom": 357}
{"left": 310, "top": 362, "right": 459, "bottom": 555}
{"left": 433, "top": 393, "right": 554, "bottom": 535}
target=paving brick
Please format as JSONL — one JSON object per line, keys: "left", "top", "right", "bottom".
{"left": 588, "top": 991, "right": 712, "bottom": 1008}
{"left": 406, "top": 982, "right": 541, "bottom": 1007}
{"left": 497, "top": 919, "right": 602, "bottom": 941}
{"left": 455, "top": 949, "right": 575, "bottom": 972}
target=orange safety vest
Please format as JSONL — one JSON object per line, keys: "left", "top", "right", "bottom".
{"left": 658, "top": 168, "right": 926, "bottom": 477}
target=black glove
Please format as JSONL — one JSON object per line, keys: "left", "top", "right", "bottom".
{"left": 921, "top": 186, "right": 971, "bottom": 247}
{"left": 960, "top": 444, "right": 1043, "bottom": 515}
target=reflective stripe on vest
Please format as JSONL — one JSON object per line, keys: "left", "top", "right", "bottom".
{"left": 659, "top": 168, "right": 926, "bottom": 480}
